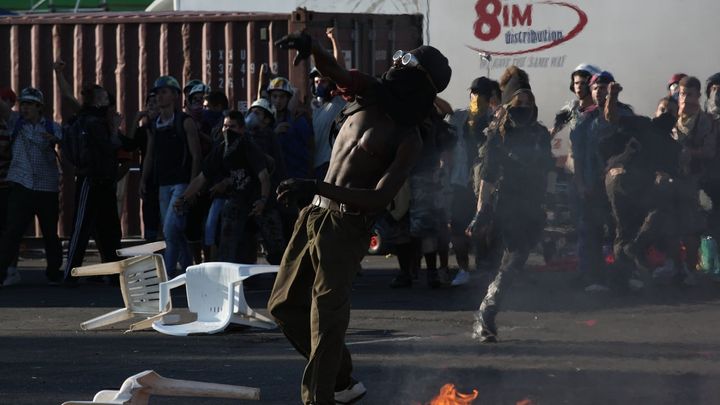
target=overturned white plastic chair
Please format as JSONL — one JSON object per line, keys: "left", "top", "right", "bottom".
{"left": 60, "top": 369, "right": 260, "bottom": 404}
{"left": 152, "top": 262, "right": 278, "bottom": 336}
{"left": 116, "top": 241, "right": 166, "bottom": 257}
{"left": 72, "top": 255, "right": 171, "bottom": 331}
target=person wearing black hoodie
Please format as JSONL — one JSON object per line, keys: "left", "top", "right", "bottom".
{"left": 466, "top": 67, "right": 554, "bottom": 343}
{"left": 600, "top": 95, "right": 682, "bottom": 286}
{"left": 62, "top": 84, "right": 126, "bottom": 281}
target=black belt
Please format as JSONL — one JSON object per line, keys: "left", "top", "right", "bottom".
{"left": 311, "top": 195, "right": 362, "bottom": 215}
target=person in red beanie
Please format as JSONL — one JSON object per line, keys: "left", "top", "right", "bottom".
{"left": 668, "top": 73, "right": 687, "bottom": 101}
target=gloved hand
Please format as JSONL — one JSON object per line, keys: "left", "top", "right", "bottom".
{"left": 274, "top": 31, "right": 313, "bottom": 66}
{"left": 465, "top": 204, "right": 493, "bottom": 237}
{"left": 277, "top": 178, "right": 318, "bottom": 204}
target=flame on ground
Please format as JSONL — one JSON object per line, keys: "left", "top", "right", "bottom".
{"left": 428, "top": 383, "right": 479, "bottom": 405}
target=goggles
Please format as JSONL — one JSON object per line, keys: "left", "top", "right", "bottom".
{"left": 392, "top": 50, "right": 438, "bottom": 93}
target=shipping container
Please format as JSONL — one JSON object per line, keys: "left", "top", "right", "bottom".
{"left": 0, "top": 9, "right": 423, "bottom": 238}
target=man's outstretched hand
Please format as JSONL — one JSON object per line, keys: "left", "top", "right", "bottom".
{"left": 275, "top": 31, "right": 313, "bottom": 66}
{"left": 277, "top": 178, "right": 318, "bottom": 204}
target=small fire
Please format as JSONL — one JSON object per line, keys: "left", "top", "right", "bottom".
{"left": 428, "top": 383, "right": 479, "bottom": 405}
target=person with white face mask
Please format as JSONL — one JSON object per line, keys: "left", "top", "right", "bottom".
{"left": 245, "top": 98, "right": 287, "bottom": 265}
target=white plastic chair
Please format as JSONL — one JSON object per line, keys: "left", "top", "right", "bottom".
{"left": 116, "top": 241, "right": 166, "bottom": 257}
{"left": 60, "top": 369, "right": 260, "bottom": 404}
{"left": 71, "top": 255, "right": 173, "bottom": 331}
{"left": 152, "top": 262, "right": 278, "bottom": 336}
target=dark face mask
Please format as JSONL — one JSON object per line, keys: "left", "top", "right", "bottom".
{"left": 381, "top": 67, "right": 436, "bottom": 126}
{"left": 244, "top": 112, "right": 262, "bottom": 130}
{"left": 507, "top": 106, "right": 534, "bottom": 127}
{"left": 224, "top": 128, "right": 243, "bottom": 144}
{"left": 313, "top": 83, "right": 331, "bottom": 100}
{"left": 652, "top": 112, "right": 677, "bottom": 133}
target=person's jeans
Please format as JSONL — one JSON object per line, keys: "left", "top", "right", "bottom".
{"left": 159, "top": 184, "right": 192, "bottom": 275}
{"left": 204, "top": 197, "right": 227, "bottom": 246}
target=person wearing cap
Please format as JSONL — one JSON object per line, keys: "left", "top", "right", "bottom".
{"left": 0, "top": 87, "right": 63, "bottom": 285}
{"left": 241, "top": 98, "right": 286, "bottom": 265}
{"left": 667, "top": 73, "right": 687, "bottom": 101}
{"left": 570, "top": 71, "right": 634, "bottom": 291}
{"left": 465, "top": 66, "right": 554, "bottom": 343}
{"left": 141, "top": 75, "right": 202, "bottom": 276}
{"left": 271, "top": 30, "right": 451, "bottom": 404}
{"left": 0, "top": 87, "right": 21, "bottom": 286}
{"left": 182, "top": 82, "right": 215, "bottom": 264}
{"left": 267, "top": 76, "right": 315, "bottom": 180}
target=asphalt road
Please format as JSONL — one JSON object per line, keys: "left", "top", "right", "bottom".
{"left": 1, "top": 254, "right": 720, "bottom": 405}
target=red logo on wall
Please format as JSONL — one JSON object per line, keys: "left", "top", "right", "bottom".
{"left": 468, "top": 1, "right": 588, "bottom": 56}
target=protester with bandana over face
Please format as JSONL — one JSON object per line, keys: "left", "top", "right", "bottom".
{"left": 600, "top": 91, "right": 683, "bottom": 287}
{"left": 465, "top": 66, "right": 553, "bottom": 343}
{"left": 269, "top": 31, "right": 451, "bottom": 404}
{"left": 444, "top": 77, "right": 501, "bottom": 287}
{"left": 61, "top": 81, "right": 128, "bottom": 283}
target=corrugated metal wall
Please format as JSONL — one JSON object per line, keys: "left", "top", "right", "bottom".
{"left": 0, "top": 9, "right": 423, "bottom": 238}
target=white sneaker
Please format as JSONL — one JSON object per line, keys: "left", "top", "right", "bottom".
{"left": 652, "top": 259, "right": 677, "bottom": 281}
{"left": 451, "top": 269, "right": 470, "bottom": 286}
{"left": 680, "top": 263, "right": 697, "bottom": 286}
{"left": 584, "top": 283, "right": 609, "bottom": 292}
{"left": 2, "top": 267, "right": 21, "bottom": 287}
{"left": 335, "top": 380, "right": 367, "bottom": 404}
{"left": 628, "top": 279, "right": 644, "bottom": 290}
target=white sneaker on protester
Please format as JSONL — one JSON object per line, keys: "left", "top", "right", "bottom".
{"left": 584, "top": 283, "right": 609, "bottom": 292}
{"left": 628, "top": 279, "right": 644, "bottom": 290}
{"left": 2, "top": 267, "right": 21, "bottom": 287}
{"left": 334, "top": 380, "right": 367, "bottom": 404}
{"left": 451, "top": 269, "right": 470, "bottom": 286}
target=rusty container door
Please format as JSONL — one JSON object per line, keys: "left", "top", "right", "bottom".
{"left": 0, "top": 9, "right": 423, "bottom": 239}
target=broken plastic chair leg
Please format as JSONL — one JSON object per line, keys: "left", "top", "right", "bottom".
{"left": 115, "top": 241, "right": 167, "bottom": 257}
{"left": 61, "top": 370, "right": 260, "bottom": 404}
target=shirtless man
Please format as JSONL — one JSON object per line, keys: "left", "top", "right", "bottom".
{"left": 268, "top": 32, "right": 451, "bottom": 405}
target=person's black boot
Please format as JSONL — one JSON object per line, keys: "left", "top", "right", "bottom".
{"left": 472, "top": 309, "right": 498, "bottom": 343}
{"left": 389, "top": 272, "right": 412, "bottom": 288}
{"left": 427, "top": 268, "right": 442, "bottom": 289}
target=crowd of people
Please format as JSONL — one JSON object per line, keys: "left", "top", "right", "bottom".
{"left": 0, "top": 28, "right": 350, "bottom": 286}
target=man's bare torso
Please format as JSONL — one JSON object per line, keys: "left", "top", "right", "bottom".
{"left": 325, "top": 105, "right": 413, "bottom": 189}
